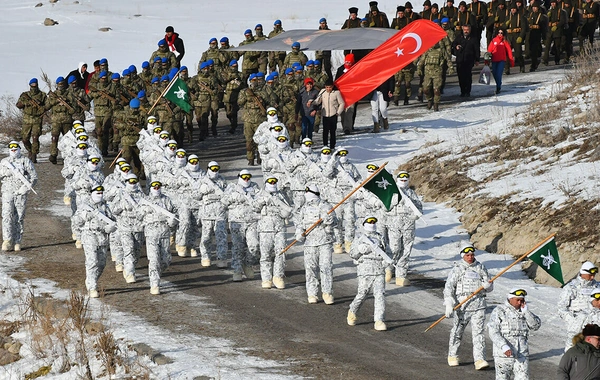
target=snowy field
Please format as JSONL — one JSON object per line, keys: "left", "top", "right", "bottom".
{"left": 0, "top": 0, "right": 585, "bottom": 378}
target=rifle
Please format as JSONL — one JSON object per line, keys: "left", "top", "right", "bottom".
{"left": 88, "top": 85, "right": 117, "bottom": 103}
{"left": 196, "top": 79, "right": 216, "bottom": 97}
{"left": 357, "top": 234, "right": 394, "bottom": 265}
{"left": 80, "top": 203, "right": 117, "bottom": 229}
{"left": 397, "top": 188, "right": 423, "bottom": 219}
{"left": 22, "top": 93, "right": 44, "bottom": 112}
{"left": 140, "top": 198, "right": 180, "bottom": 222}
{"left": 48, "top": 91, "right": 75, "bottom": 113}
{"left": 2, "top": 161, "right": 37, "bottom": 195}
{"left": 245, "top": 88, "right": 267, "bottom": 114}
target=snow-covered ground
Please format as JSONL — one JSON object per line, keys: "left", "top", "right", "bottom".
{"left": 0, "top": 0, "right": 584, "bottom": 378}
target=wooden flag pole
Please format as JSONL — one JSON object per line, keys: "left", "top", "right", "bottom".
{"left": 108, "top": 149, "right": 123, "bottom": 168}
{"left": 424, "top": 233, "right": 557, "bottom": 333}
{"left": 146, "top": 69, "right": 180, "bottom": 115}
{"left": 278, "top": 161, "right": 390, "bottom": 256}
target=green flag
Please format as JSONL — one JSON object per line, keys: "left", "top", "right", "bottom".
{"left": 528, "top": 236, "right": 564, "bottom": 285}
{"left": 363, "top": 168, "right": 400, "bottom": 211}
{"left": 163, "top": 77, "right": 191, "bottom": 113}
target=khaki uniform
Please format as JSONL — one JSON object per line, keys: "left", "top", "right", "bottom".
{"left": 417, "top": 44, "right": 449, "bottom": 111}
{"left": 149, "top": 46, "right": 178, "bottom": 70}
{"left": 15, "top": 88, "right": 47, "bottom": 158}
{"left": 116, "top": 107, "right": 145, "bottom": 175}
{"left": 189, "top": 73, "right": 218, "bottom": 141}
{"left": 238, "top": 36, "right": 261, "bottom": 82}
{"left": 268, "top": 26, "right": 286, "bottom": 73}
{"left": 238, "top": 85, "right": 268, "bottom": 163}
{"left": 282, "top": 51, "right": 309, "bottom": 70}
{"left": 222, "top": 68, "right": 243, "bottom": 133}
{"left": 89, "top": 80, "right": 117, "bottom": 155}
{"left": 46, "top": 87, "right": 75, "bottom": 158}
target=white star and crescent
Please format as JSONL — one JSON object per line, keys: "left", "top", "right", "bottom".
{"left": 395, "top": 33, "right": 423, "bottom": 57}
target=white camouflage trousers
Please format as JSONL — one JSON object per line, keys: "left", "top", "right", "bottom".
{"left": 109, "top": 231, "right": 123, "bottom": 266}
{"left": 333, "top": 201, "right": 356, "bottom": 245}
{"left": 144, "top": 224, "right": 171, "bottom": 288}
{"left": 199, "top": 219, "right": 228, "bottom": 261}
{"left": 494, "top": 356, "right": 529, "bottom": 380}
{"left": 349, "top": 273, "right": 386, "bottom": 322}
{"left": 259, "top": 231, "right": 286, "bottom": 281}
{"left": 121, "top": 230, "right": 144, "bottom": 277}
{"left": 304, "top": 244, "right": 333, "bottom": 297}
{"left": 230, "top": 221, "right": 259, "bottom": 273}
{"left": 1, "top": 193, "right": 27, "bottom": 244}
{"left": 385, "top": 220, "right": 416, "bottom": 279}
{"left": 81, "top": 231, "right": 107, "bottom": 292}
{"left": 448, "top": 308, "right": 487, "bottom": 362}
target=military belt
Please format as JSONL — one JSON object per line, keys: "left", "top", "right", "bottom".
{"left": 507, "top": 28, "right": 522, "bottom": 33}
{"left": 583, "top": 14, "right": 596, "bottom": 19}
{"left": 494, "top": 22, "right": 503, "bottom": 27}
{"left": 530, "top": 24, "right": 540, "bottom": 29}
{"left": 550, "top": 21, "right": 559, "bottom": 26}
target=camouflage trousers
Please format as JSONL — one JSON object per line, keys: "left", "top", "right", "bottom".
{"left": 81, "top": 231, "right": 108, "bottom": 292}
{"left": 1, "top": 193, "right": 27, "bottom": 244}
{"left": 333, "top": 201, "right": 356, "bottom": 245}
{"left": 230, "top": 221, "right": 259, "bottom": 274}
{"left": 21, "top": 120, "right": 43, "bottom": 155}
{"left": 563, "top": 314, "right": 587, "bottom": 351}
{"left": 199, "top": 219, "right": 228, "bottom": 261}
{"left": 394, "top": 70, "right": 414, "bottom": 100}
{"left": 194, "top": 104, "right": 210, "bottom": 140}
{"left": 109, "top": 231, "right": 123, "bottom": 266}
{"left": 121, "top": 230, "right": 144, "bottom": 278}
{"left": 259, "top": 231, "right": 286, "bottom": 282}
{"left": 243, "top": 120, "right": 261, "bottom": 160}
{"left": 95, "top": 115, "right": 112, "bottom": 155}
{"left": 423, "top": 72, "right": 443, "bottom": 104}
{"left": 384, "top": 220, "right": 416, "bottom": 279}
{"left": 122, "top": 145, "right": 142, "bottom": 177}
{"left": 144, "top": 224, "right": 171, "bottom": 288}
{"left": 51, "top": 120, "right": 71, "bottom": 156}
{"left": 448, "top": 308, "right": 487, "bottom": 362}
{"left": 303, "top": 244, "right": 333, "bottom": 297}
{"left": 493, "top": 356, "right": 529, "bottom": 380}
{"left": 349, "top": 273, "right": 386, "bottom": 322}
{"left": 173, "top": 203, "right": 191, "bottom": 247}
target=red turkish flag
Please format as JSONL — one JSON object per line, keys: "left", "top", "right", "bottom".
{"left": 335, "top": 20, "right": 448, "bottom": 107}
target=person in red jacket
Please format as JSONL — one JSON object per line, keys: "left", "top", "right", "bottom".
{"left": 487, "top": 29, "right": 514, "bottom": 94}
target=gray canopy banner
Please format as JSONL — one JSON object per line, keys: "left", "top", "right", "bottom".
{"left": 229, "top": 28, "right": 399, "bottom": 51}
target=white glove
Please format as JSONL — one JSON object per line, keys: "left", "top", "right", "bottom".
{"left": 168, "top": 217, "right": 177, "bottom": 228}
{"left": 482, "top": 280, "right": 493, "bottom": 290}
{"left": 520, "top": 304, "right": 528, "bottom": 312}
{"left": 104, "top": 224, "right": 117, "bottom": 234}
{"left": 295, "top": 232, "right": 305, "bottom": 243}
{"left": 445, "top": 303, "right": 454, "bottom": 319}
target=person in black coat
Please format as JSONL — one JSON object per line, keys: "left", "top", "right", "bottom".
{"left": 66, "top": 62, "right": 90, "bottom": 91}
{"left": 164, "top": 26, "right": 185, "bottom": 68}
{"left": 451, "top": 25, "right": 479, "bottom": 97}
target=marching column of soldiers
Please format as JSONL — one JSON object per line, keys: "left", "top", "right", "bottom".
{"left": 4, "top": 3, "right": 600, "bottom": 379}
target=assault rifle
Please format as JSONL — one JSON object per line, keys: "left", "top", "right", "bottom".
{"left": 88, "top": 85, "right": 117, "bottom": 103}
{"left": 48, "top": 91, "right": 75, "bottom": 113}
{"left": 1, "top": 161, "right": 37, "bottom": 195}
{"left": 245, "top": 88, "right": 267, "bottom": 114}
{"left": 140, "top": 198, "right": 180, "bottom": 222}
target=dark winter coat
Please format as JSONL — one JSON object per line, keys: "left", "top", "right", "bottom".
{"left": 558, "top": 339, "right": 600, "bottom": 380}
{"left": 452, "top": 33, "right": 479, "bottom": 66}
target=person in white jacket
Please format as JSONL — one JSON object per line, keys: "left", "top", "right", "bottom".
{"left": 311, "top": 78, "right": 345, "bottom": 149}
{"left": 0, "top": 141, "right": 37, "bottom": 251}
{"left": 487, "top": 288, "right": 541, "bottom": 380}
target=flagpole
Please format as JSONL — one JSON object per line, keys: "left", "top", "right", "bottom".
{"left": 277, "top": 162, "right": 391, "bottom": 256}
{"left": 146, "top": 69, "right": 180, "bottom": 115}
{"left": 424, "top": 233, "right": 556, "bottom": 333}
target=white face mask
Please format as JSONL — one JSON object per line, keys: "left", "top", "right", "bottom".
{"left": 339, "top": 156, "right": 348, "bottom": 164}
{"left": 126, "top": 183, "right": 139, "bottom": 192}
{"left": 267, "top": 114, "right": 278, "bottom": 123}
{"left": 271, "top": 129, "right": 283, "bottom": 138}
{"left": 159, "top": 138, "right": 169, "bottom": 147}
{"left": 265, "top": 183, "right": 278, "bottom": 193}
{"left": 305, "top": 191, "right": 319, "bottom": 202}
{"left": 207, "top": 170, "right": 218, "bottom": 179}
{"left": 76, "top": 148, "right": 88, "bottom": 157}
{"left": 300, "top": 145, "right": 312, "bottom": 154}
{"left": 87, "top": 161, "right": 99, "bottom": 171}
{"left": 364, "top": 223, "right": 377, "bottom": 233}
{"left": 150, "top": 187, "right": 161, "bottom": 197}
{"left": 91, "top": 191, "right": 103, "bottom": 203}
{"left": 187, "top": 163, "right": 200, "bottom": 172}
{"left": 152, "top": 132, "right": 161, "bottom": 140}
{"left": 9, "top": 148, "right": 20, "bottom": 159}
{"left": 397, "top": 179, "right": 409, "bottom": 189}
{"left": 277, "top": 140, "right": 289, "bottom": 149}
{"left": 147, "top": 123, "right": 156, "bottom": 131}
{"left": 321, "top": 153, "right": 331, "bottom": 163}
{"left": 175, "top": 157, "right": 186, "bottom": 167}
{"left": 165, "top": 147, "right": 176, "bottom": 157}
{"left": 239, "top": 177, "right": 251, "bottom": 188}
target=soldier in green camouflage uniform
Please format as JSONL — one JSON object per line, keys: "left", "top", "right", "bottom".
{"left": 200, "top": 38, "right": 220, "bottom": 72}
{"left": 394, "top": 62, "right": 416, "bottom": 105}
{"left": 417, "top": 42, "right": 451, "bottom": 112}
{"left": 189, "top": 62, "right": 218, "bottom": 141}
{"left": 88, "top": 71, "right": 115, "bottom": 156}
{"left": 15, "top": 78, "right": 47, "bottom": 163}
{"left": 283, "top": 42, "right": 309, "bottom": 70}
{"left": 139, "top": 61, "right": 153, "bottom": 89}
{"left": 178, "top": 67, "right": 195, "bottom": 142}
{"left": 238, "top": 30, "right": 261, "bottom": 83}
{"left": 67, "top": 75, "right": 90, "bottom": 126}
{"left": 254, "top": 24, "right": 269, "bottom": 74}
{"left": 46, "top": 76, "right": 76, "bottom": 163}
{"left": 280, "top": 69, "right": 301, "bottom": 147}
{"left": 117, "top": 99, "right": 145, "bottom": 176}
{"left": 268, "top": 20, "right": 286, "bottom": 73}
{"left": 208, "top": 59, "right": 225, "bottom": 137}
{"left": 542, "top": 0, "right": 566, "bottom": 65}
{"left": 222, "top": 60, "right": 244, "bottom": 134}
{"left": 110, "top": 74, "right": 133, "bottom": 152}
{"left": 238, "top": 75, "right": 268, "bottom": 166}
{"left": 151, "top": 58, "right": 165, "bottom": 82}
{"left": 149, "top": 39, "right": 178, "bottom": 70}
{"left": 149, "top": 75, "right": 172, "bottom": 132}
{"left": 218, "top": 37, "right": 239, "bottom": 70}
{"left": 128, "top": 65, "right": 146, "bottom": 93}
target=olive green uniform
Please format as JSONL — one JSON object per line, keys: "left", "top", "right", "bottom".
{"left": 15, "top": 87, "right": 47, "bottom": 159}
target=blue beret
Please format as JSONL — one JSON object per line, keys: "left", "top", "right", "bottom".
{"left": 55, "top": 76, "right": 65, "bottom": 84}
{"left": 161, "top": 57, "right": 168, "bottom": 63}
{"left": 244, "top": 29, "right": 252, "bottom": 35}
{"left": 161, "top": 75, "right": 170, "bottom": 82}
{"left": 284, "top": 68, "right": 293, "bottom": 75}
{"left": 248, "top": 73, "right": 257, "bottom": 81}
{"left": 200, "top": 61, "right": 209, "bottom": 70}
{"left": 266, "top": 73, "right": 275, "bottom": 81}
{"left": 229, "top": 59, "right": 238, "bottom": 66}
{"left": 99, "top": 58, "right": 108, "bottom": 65}
{"left": 441, "top": 17, "right": 450, "bottom": 23}
{"left": 271, "top": 71, "right": 279, "bottom": 77}
{"left": 256, "top": 72, "right": 265, "bottom": 78}
{"left": 255, "top": 24, "right": 263, "bottom": 29}
{"left": 180, "top": 66, "right": 188, "bottom": 71}
{"left": 138, "top": 90, "right": 146, "bottom": 98}
{"left": 314, "top": 60, "right": 321, "bottom": 65}
{"left": 122, "top": 69, "right": 130, "bottom": 76}
{"left": 292, "top": 42, "right": 300, "bottom": 49}
{"left": 153, "top": 57, "right": 162, "bottom": 63}
{"left": 67, "top": 75, "right": 77, "bottom": 84}
{"left": 128, "top": 64, "right": 136, "bottom": 72}
{"left": 433, "top": 19, "right": 440, "bottom": 23}
{"left": 274, "top": 19, "right": 282, "bottom": 25}
{"left": 207, "top": 59, "right": 214, "bottom": 66}
{"left": 220, "top": 36, "right": 229, "bottom": 43}
{"left": 151, "top": 77, "right": 159, "bottom": 84}
{"left": 209, "top": 37, "right": 217, "bottom": 44}
{"left": 29, "top": 78, "right": 38, "bottom": 85}
{"left": 142, "top": 61, "right": 150, "bottom": 68}
{"left": 319, "top": 17, "right": 327, "bottom": 23}
{"left": 99, "top": 71, "right": 108, "bottom": 78}
{"left": 129, "top": 98, "right": 140, "bottom": 109}
{"left": 111, "top": 73, "right": 120, "bottom": 80}
{"left": 158, "top": 39, "right": 166, "bottom": 46}
{"left": 307, "top": 60, "right": 314, "bottom": 66}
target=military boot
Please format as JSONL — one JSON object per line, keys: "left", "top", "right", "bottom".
{"left": 427, "top": 100, "right": 433, "bottom": 110}
{"left": 31, "top": 153, "right": 37, "bottom": 163}
{"left": 403, "top": 97, "right": 409, "bottom": 105}
{"left": 373, "top": 122, "right": 380, "bottom": 133}
{"left": 433, "top": 103, "right": 439, "bottom": 112}
{"left": 383, "top": 118, "right": 389, "bottom": 130}
{"left": 49, "top": 154, "right": 57, "bottom": 164}
{"left": 417, "top": 93, "right": 424, "bottom": 102}
{"left": 248, "top": 158, "right": 255, "bottom": 166}
{"left": 256, "top": 152, "right": 262, "bottom": 165}
{"left": 393, "top": 96, "right": 399, "bottom": 106}
{"left": 211, "top": 125, "right": 218, "bottom": 137}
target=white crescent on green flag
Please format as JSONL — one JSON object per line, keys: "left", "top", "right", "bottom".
{"left": 527, "top": 235, "right": 564, "bottom": 285}
{"left": 163, "top": 77, "right": 191, "bottom": 113}
{"left": 363, "top": 168, "right": 400, "bottom": 211}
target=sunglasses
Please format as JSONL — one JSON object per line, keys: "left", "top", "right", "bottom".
{"left": 585, "top": 267, "right": 599, "bottom": 274}
{"left": 189, "top": 159, "right": 199, "bottom": 165}
{"left": 89, "top": 158, "right": 101, "bottom": 164}
{"left": 367, "top": 164, "right": 379, "bottom": 171}
{"left": 510, "top": 289, "right": 527, "bottom": 297}
{"left": 365, "top": 217, "right": 378, "bottom": 224}
{"left": 150, "top": 181, "right": 162, "bottom": 188}
{"left": 267, "top": 110, "right": 277, "bottom": 116}
{"left": 153, "top": 128, "right": 163, "bottom": 134}
{"left": 266, "top": 178, "right": 278, "bottom": 184}
{"left": 8, "top": 143, "right": 19, "bottom": 149}
{"left": 75, "top": 128, "right": 85, "bottom": 134}
{"left": 160, "top": 135, "right": 170, "bottom": 139}
{"left": 337, "top": 151, "right": 348, "bottom": 156}
{"left": 398, "top": 172, "right": 410, "bottom": 179}
{"left": 73, "top": 124, "right": 83, "bottom": 129}
{"left": 240, "top": 174, "right": 252, "bottom": 180}
{"left": 592, "top": 293, "right": 600, "bottom": 300}
{"left": 461, "top": 246, "right": 475, "bottom": 254}
{"left": 127, "top": 178, "right": 139, "bottom": 184}
{"left": 121, "top": 166, "right": 131, "bottom": 172}
{"left": 168, "top": 144, "right": 177, "bottom": 149}
{"left": 209, "top": 165, "right": 220, "bottom": 172}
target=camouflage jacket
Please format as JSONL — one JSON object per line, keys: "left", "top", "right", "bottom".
{"left": 16, "top": 89, "right": 47, "bottom": 119}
